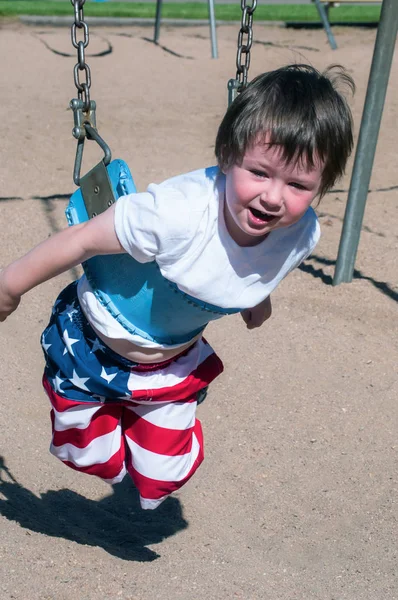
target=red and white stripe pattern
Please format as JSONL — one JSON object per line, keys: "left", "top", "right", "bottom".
{"left": 43, "top": 339, "right": 223, "bottom": 509}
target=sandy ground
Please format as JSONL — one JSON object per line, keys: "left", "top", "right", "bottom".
{"left": 0, "top": 17, "right": 397, "bottom": 600}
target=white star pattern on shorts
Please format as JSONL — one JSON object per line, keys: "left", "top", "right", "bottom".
{"left": 65, "top": 302, "right": 79, "bottom": 322}
{"left": 62, "top": 329, "right": 80, "bottom": 356}
{"left": 100, "top": 367, "right": 118, "bottom": 385}
{"left": 69, "top": 369, "right": 90, "bottom": 391}
{"left": 52, "top": 371, "right": 65, "bottom": 394}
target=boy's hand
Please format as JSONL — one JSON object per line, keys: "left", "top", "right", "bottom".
{"left": 0, "top": 270, "right": 21, "bottom": 322}
{"left": 241, "top": 296, "right": 272, "bottom": 330}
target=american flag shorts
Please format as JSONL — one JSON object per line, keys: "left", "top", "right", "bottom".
{"left": 41, "top": 281, "right": 224, "bottom": 509}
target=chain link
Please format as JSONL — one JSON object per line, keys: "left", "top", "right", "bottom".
{"left": 70, "top": 0, "right": 112, "bottom": 185}
{"left": 71, "top": 0, "right": 91, "bottom": 112}
{"left": 235, "top": 0, "right": 257, "bottom": 89}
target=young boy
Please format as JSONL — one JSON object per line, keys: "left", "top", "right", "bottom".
{"left": 0, "top": 64, "right": 354, "bottom": 510}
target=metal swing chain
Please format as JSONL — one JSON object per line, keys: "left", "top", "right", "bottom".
{"left": 228, "top": 0, "right": 257, "bottom": 106}
{"left": 71, "top": 0, "right": 91, "bottom": 113}
{"left": 70, "top": 0, "right": 111, "bottom": 186}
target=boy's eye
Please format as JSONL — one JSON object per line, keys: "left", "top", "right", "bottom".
{"left": 289, "top": 182, "right": 307, "bottom": 190}
{"left": 251, "top": 170, "right": 268, "bottom": 178}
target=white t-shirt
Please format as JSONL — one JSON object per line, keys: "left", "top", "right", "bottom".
{"left": 78, "top": 166, "right": 320, "bottom": 348}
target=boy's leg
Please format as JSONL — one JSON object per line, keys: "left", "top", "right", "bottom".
{"left": 41, "top": 281, "right": 135, "bottom": 484}
{"left": 43, "top": 377, "right": 127, "bottom": 483}
{"left": 123, "top": 396, "right": 203, "bottom": 510}
{"left": 121, "top": 339, "right": 223, "bottom": 509}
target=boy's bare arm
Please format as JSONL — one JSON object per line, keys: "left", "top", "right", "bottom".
{"left": 241, "top": 296, "right": 272, "bottom": 330}
{"left": 0, "top": 205, "right": 123, "bottom": 321}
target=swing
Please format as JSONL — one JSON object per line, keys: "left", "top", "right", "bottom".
{"left": 65, "top": 0, "right": 257, "bottom": 346}
{"left": 66, "top": 2, "right": 136, "bottom": 221}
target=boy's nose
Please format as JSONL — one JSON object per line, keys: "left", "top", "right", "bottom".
{"left": 261, "top": 182, "right": 283, "bottom": 210}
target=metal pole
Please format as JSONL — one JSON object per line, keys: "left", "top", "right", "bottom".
{"left": 154, "top": 0, "right": 162, "bottom": 44}
{"left": 208, "top": 0, "right": 218, "bottom": 59}
{"left": 333, "top": 0, "right": 398, "bottom": 285}
{"left": 313, "top": 0, "right": 337, "bottom": 50}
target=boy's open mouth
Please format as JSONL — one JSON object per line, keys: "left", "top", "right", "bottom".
{"left": 249, "top": 207, "right": 275, "bottom": 223}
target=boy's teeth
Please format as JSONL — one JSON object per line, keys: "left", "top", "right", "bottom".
{"left": 251, "top": 207, "right": 269, "bottom": 220}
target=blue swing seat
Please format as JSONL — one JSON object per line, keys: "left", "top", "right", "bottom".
{"left": 65, "top": 159, "right": 236, "bottom": 346}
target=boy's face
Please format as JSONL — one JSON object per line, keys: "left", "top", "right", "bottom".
{"left": 223, "top": 142, "right": 323, "bottom": 246}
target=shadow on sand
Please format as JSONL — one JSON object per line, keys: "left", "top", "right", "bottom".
{"left": 299, "top": 254, "right": 398, "bottom": 303}
{"left": 0, "top": 456, "right": 188, "bottom": 562}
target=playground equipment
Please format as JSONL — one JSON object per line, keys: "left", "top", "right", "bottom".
{"left": 228, "top": 0, "right": 257, "bottom": 106}
{"left": 313, "top": 0, "right": 382, "bottom": 50}
{"left": 154, "top": 0, "right": 218, "bottom": 59}
{"left": 333, "top": 0, "right": 397, "bottom": 284}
